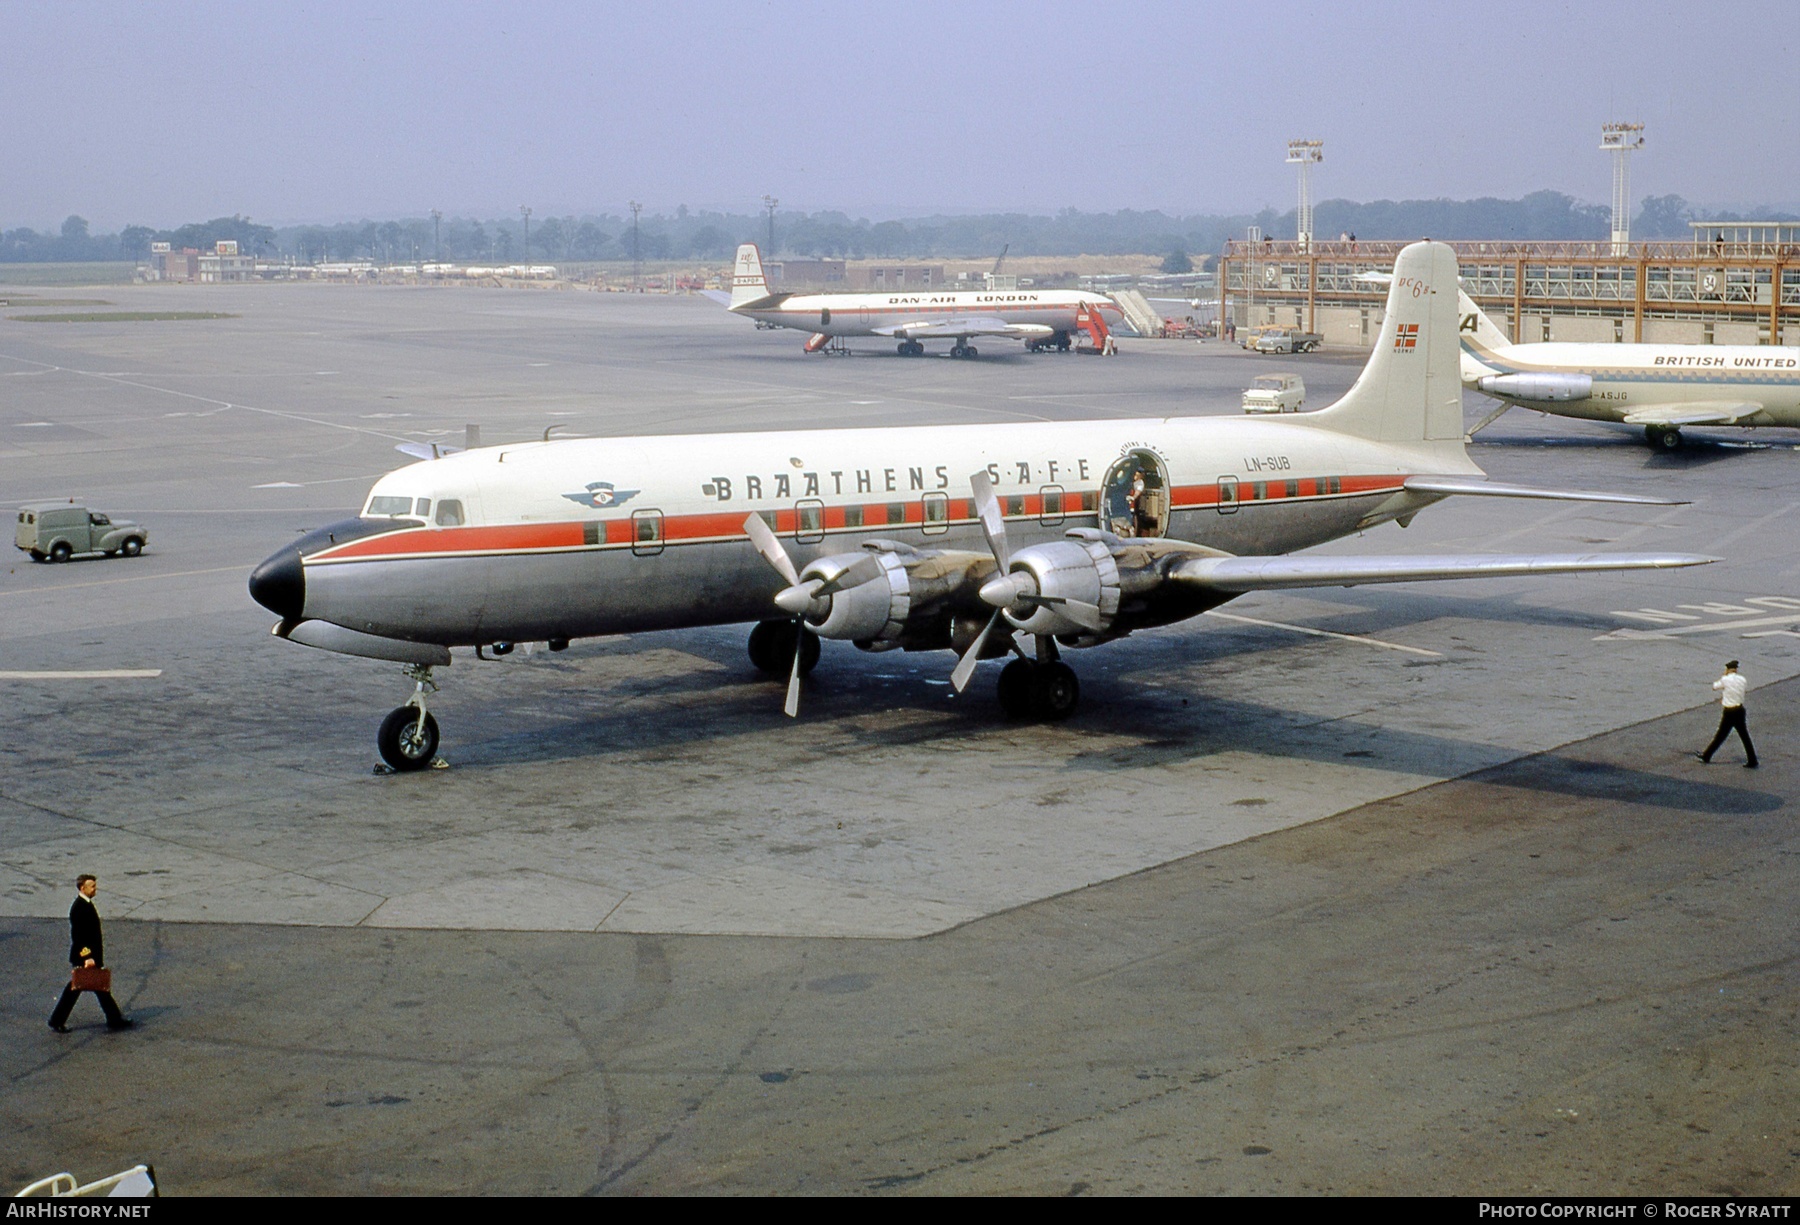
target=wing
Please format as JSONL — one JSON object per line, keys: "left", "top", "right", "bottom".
{"left": 1172, "top": 551, "right": 1714, "bottom": 593}
{"left": 1402, "top": 475, "right": 1686, "bottom": 506}
{"left": 873, "top": 315, "right": 1053, "bottom": 340}
{"left": 1622, "top": 401, "right": 1761, "bottom": 427}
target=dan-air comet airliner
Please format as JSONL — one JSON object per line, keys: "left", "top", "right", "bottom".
{"left": 249, "top": 242, "right": 1712, "bottom": 770}
{"left": 712, "top": 243, "right": 1123, "bottom": 357}
{"left": 1459, "top": 289, "right": 1800, "bottom": 448}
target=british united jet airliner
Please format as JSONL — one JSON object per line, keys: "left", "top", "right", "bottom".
{"left": 249, "top": 242, "right": 1712, "bottom": 769}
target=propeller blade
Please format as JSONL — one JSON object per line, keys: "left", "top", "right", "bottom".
{"left": 813, "top": 552, "right": 884, "bottom": 597}
{"left": 1017, "top": 594, "right": 1105, "bottom": 632}
{"left": 783, "top": 632, "right": 805, "bottom": 717}
{"left": 970, "top": 470, "right": 1010, "bottom": 571}
{"left": 950, "top": 610, "right": 1003, "bottom": 694}
{"left": 743, "top": 513, "right": 800, "bottom": 586}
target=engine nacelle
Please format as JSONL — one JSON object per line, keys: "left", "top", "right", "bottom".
{"left": 1475, "top": 371, "right": 1593, "bottom": 402}
{"left": 798, "top": 551, "right": 910, "bottom": 643}
{"left": 1002, "top": 537, "right": 1121, "bottom": 637}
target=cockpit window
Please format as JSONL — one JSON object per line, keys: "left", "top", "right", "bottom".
{"left": 414, "top": 498, "right": 431, "bottom": 518}
{"left": 366, "top": 496, "right": 415, "bottom": 516}
{"left": 434, "top": 499, "right": 464, "bottom": 526}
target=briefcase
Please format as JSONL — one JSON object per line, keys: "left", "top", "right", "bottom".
{"left": 70, "top": 966, "right": 111, "bottom": 992}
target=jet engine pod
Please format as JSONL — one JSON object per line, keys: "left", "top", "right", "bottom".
{"left": 1000, "top": 539, "right": 1121, "bottom": 637}
{"left": 799, "top": 550, "right": 911, "bottom": 643}
{"left": 1475, "top": 372, "right": 1593, "bottom": 403}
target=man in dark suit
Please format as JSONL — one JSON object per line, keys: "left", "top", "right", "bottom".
{"left": 48, "top": 874, "right": 132, "bottom": 1033}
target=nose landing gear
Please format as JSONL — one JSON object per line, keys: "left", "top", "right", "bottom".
{"left": 376, "top": 664, "right": 441, "bottom": 771}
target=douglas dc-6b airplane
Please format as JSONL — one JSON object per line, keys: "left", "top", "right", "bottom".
{"left": 250, "top": 242, "right": 1713, "bottom": 770}
{"left": 712, "top": 243, "right": 1123, "bottom": 357}
{"left": 1459, "top": 289, "right": 1800, "bottom": 449}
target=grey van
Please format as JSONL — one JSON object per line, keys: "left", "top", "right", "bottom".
{"left": 15, "top": 504, "right": 148, "bottom": 562}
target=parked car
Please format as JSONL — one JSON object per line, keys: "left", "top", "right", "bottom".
{"left": 1242, "top": 373, "right": 1307, "bottom": 414}
{"left": 1252, "top": 328, "right": 1323, "bottom": 354}
{"left": 1236, "top": 324, "right": 1285, "bottom": 350}
{"left": 15, "top": 504, "right": 148, "bottom": 562}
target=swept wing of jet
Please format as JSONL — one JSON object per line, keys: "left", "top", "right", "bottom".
{"left": 250, "top": 241, "right": 1712, "bottom": 770}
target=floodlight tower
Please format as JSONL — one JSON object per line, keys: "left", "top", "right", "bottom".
{"left": 520, "top": 205, "right": 532, "bottom": 261}
{"left": 1600, "top": 122, "right": 1644, "bottom": 254}
{"left": 762, "top": 194, "right": 778, "bottom": 255}
{"left": 629, "top": 200, "right": 643, "bottom": 290}
{"left": 430, "top": 209, "right": 442, "bottom": 261}
{"left": 1287, "top": 139, "right": 1323, "bottom": 250}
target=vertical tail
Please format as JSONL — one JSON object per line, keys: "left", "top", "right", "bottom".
{"left": 729, "top": 243, "right": 770, "bottom": 309}
{"left": 1457, "top": 287, "right": 1514, "bottom": 351}
{"left": 1310, "top": 241, "right": 1464, "bottom": 446}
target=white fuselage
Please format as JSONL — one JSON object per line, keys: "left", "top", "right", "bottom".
{"left": 296, "top": 416, "right": 1471, "bottom": 645}
{"left": 733, "top": 289, "right": 1120, "bottom": 339}
{"left": 1462, "top": 338, "right": 1800, "bottom": 425}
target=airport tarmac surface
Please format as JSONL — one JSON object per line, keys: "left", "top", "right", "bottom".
{"left": 2, "top": 282, "right": 1797, "bottom": 1193}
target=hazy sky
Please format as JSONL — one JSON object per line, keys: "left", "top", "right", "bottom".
{"left": 3, "top": 0, "right": 1794, "bottom": 229}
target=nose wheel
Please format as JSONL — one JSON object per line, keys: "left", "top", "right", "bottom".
{"left": 377, "top": 665, "right": 441, "bottom": 771}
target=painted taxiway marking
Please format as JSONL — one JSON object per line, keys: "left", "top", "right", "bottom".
{"left": 0, "top": 670, "right": 162, "bottom": 679}
{"left": 0, "top": 565, "right": 250, "bottom": 597}
{"left": 1598, "top": 595, "right": 1800, "bottom": 640}
{"left": 1203, "top": 610, "right": 1442, "bottom": 657}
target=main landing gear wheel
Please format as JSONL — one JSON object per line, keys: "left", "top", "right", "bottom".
{"left": 748, "top": 619, "right": 820, "bottom": 677}
{"left": 1646, "top": 424, "right": 1684, "bottom": 450}
{"left": 377, "top": 706, "right": 439, "bottom": 771}
{"left": 897, "top": 340, "right": 925, "bottom": 357}
{"left": 950, "top": 343, "right": 979, "bottom": 359}
{"left": 995, "top": 658, "right": 1081, "bottom": 721}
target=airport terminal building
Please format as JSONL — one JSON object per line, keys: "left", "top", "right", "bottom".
{"left": 1221, "top": 222, "right": 1800, "bottom": 348}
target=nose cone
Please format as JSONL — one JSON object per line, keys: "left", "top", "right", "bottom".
{"left": 249, "top": 547, "right": 305, "bottom": 620}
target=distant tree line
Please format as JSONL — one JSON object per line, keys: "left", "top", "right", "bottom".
{"left": 3, "top": 194, "right": 1791, "bottom": 264}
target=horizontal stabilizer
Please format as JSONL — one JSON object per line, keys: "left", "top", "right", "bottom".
{"left": 1622, "top": 401, "right": 1760, "bottom": 427}
{"left": 396, "top": 442, "right": 463, "bottom": 461}
{"left": 1402, "top": 475, "right": 1687, "bottom": 506}
{"left": 698, "top": 289, "right": 731, "bottom": 306}
{"left": 1173, "top": 551, "right": 1715, "bottom": 593}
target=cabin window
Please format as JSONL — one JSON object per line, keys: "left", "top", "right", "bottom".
{"left": 844, "top": 505, "right": 863, "bottom": 528}
{"left": 796, "top": 499, "right": 825, "bottom": 544}
{"left": 1328, "top": 477, "right": 1341, "bottom": 494}
{"left": 1217, "top": 476, "right": 1239, "bottom": 514}
{"left": 366, "top": 495, "right": 414, "bottom": 517}
{"left": 1286, "top": 480, "right": 1299, "bottom": 498}
{"left": 821, "top": 307, "right": 831, "bottom": 326}
{"left": 1252, "top": 482, "right": 1267, "bottom": 501}
{"left": 631, "top": 509, "right": 664, "bottom": 556}
{"left": 887, "top": 502, "right": 905, "bottom": 524}
{"left": 1038, "top": 486, "right": 1065, "bottom": 526}
{"left": 435, "top": 499, "right": 464, "bottom": 526}
{"left": 922, "top": 492, "right": 949, "bottom": 535}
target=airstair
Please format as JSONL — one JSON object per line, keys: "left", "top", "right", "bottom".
{"left": 1109, "top": 289, "right": 1166, "bottom": 339}
{"left": 1075, "top": 302, "right": 1113, "bottom": 349}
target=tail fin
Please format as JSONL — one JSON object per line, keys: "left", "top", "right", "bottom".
{"left": 729, "top": 243, "right": 771, "bottom": 309}
{"left": 1457, "top": 287, "right": 1514, "bottom": 351}
{"left": 1309, "top": 240, "right": 1464, "bottom": 446}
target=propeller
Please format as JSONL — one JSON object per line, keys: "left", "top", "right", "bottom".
{"left": 950, "top": 472, "right": 1019, "bottom": 693}
{"left": 742, "top": 514, "right": 886, "bottom": 717}
{"left": 949, "top": 472, "right": 1106, "bottom": 693}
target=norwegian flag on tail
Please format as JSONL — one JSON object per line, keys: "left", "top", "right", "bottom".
{"left": 1393, "top": 323, "right": 1420, "bottom": 352}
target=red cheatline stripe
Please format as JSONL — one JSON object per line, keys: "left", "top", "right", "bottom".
{"left": 310, "top": 479, "right": 1405, "bottom": 562}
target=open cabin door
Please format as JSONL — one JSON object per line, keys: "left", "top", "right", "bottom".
{"left": 1101, "top": 449, "right": 1170, "bottom": 538}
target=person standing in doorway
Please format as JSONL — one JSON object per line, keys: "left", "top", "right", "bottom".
{"left": 48, "top": 874, "right": 132, "bottom": 1032}
{"left": 1697, "top": 660, "right": 1758, "bottom": 768}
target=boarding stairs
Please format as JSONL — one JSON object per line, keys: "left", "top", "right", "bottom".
{"left": 1109, "top": 289, "right": 1166, "bottom": 338}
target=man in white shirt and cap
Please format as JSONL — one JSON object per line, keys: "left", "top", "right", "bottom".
{"left": 1697, "top": 659, "right": 1758, "bottom": 768}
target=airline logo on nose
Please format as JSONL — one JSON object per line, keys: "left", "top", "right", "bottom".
{"left": 1393, "top": 323, "right": 1419, "bottom": 352}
